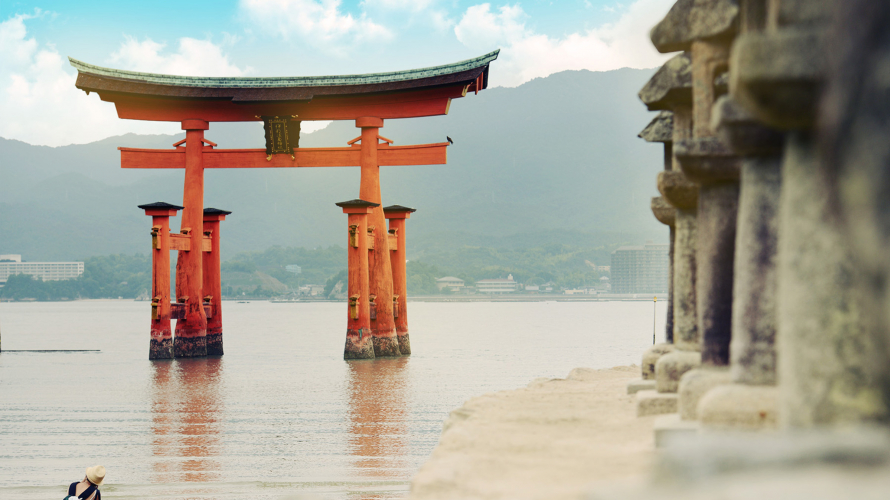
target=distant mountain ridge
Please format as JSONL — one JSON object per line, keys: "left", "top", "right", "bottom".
{"left": 0, "top": 68, "right": 666, "bottom": 261}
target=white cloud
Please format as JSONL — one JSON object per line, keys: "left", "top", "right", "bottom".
{"left": 455, "top": 0, "right": 674, "bottom": 87}
{"left": 0, "top": 15, "right": 253, "bottom": 146}
{"left": 363, "top": 0, "right": 435, "bottom": 11}
{"left": 110, "top": 36, "right": 249, "bottom": 76}
{"left": 239, "top": 0, "right": 392, "bottom": 54}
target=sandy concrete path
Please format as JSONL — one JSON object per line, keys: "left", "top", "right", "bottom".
{"left": 408, "top": 365, "right": 656, "bottom": 500}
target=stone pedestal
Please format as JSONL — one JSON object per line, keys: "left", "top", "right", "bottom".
{"left": 656, "top": 350, "right": 701, "bottom": 393}
{"left": 642, "top": 343, "right": 675, "bottom": 380}
{"left": 627, "top": 379, "right": 657, "bottom": 395}
{"left": 698, "top": 383, "right": 778, "bottom": 430}
{"left": 636, "top": 390, "right": 679, "bottom": 417}
{"left": 653, "top": 413, "right": 699, "bottom": 448}
{"left": 677, "top": 367, "right": 731, "bottom": 420}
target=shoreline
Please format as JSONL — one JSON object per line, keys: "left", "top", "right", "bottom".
{"left": 408, "top": 365, "right": 655, "bottom": 500}
{"left": 1, "top": 294, "right": 667, "bottom": 304}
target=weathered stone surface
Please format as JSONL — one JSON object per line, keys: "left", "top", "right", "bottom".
{"left": 398, "top": 332, "right": 411, "bottom": 356}
{"left": 712, "top": 95, "right": 784, "bottom": 156}
{"left": 820, "top": 0, "right": 890, "bottom": 417}
{"left": 344, "top": 329, "right": 375, "bottom": 359}
{"left": 675, "top": 137, "right": 741, "bottom": 183}
{"left": 777, "top": 132, "right": 888, "bottom": 427}
{"left": 658, "top": 171, "right": 699, "bottom": 210}
{"left": 651, "top": 196, "right": 676, "bottom": 226}
{"left": 731, "top": 156, "right": 780, "bottom": 386}
{"left": 372, "top": 335, "right": 401, "bottom": 358}
{"left": 643, "top": 342, "right": 676, "bottom": 379}
{"left": 653, "top": 413, "right": 699, "bottom": 448}
{"left": 695, "top": 183, "right": 738, "bottom": 367}
{"left": 691, "top": 39, "right": 731, "bottom": 138}
{"left": 149, "top": 338, "right": 173, "bottom": 360}
{"left": 627, "top": 378, "right": 657, "bottom": 395}
{"left": 639, "top": 111, "right": 674, "bottom": 143}
{"left": 636, "top": 390, "right": 679, "bottom": 416}
{"left": 672, "top": 210, "right": 698, "bottom": 350}
{"left": 678, "top": 367, "right": 732, "bottom": 420}
{"left": 656, "top": 350, "right": 702, "bottom": 393}
{"left": 650, "top": 0, "right": 739, "bottom": 53}
{"left": 730, "top": 29, "right": 827, "bottom": 129}
{"left": 639, "top": 52, "right": 692, "bottom": 111}
{"left": 698, "top": 384, "right": 778, "bottom": 430}
{"left": 776, "top": 0, "right": 833, "bottom": 27}
{"left": 173, "top": 330, "right": 206, "bottom": 358}
{"left": 206, "top": 329, "right": 223, "bottom": 356}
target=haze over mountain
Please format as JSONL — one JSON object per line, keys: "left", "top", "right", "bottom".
{"left": 0, "top": 68, "right": 666, "bottom": 262}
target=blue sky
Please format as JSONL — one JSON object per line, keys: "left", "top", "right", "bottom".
{"left": 0, "top": 0, "right": 672, "bottom": 145}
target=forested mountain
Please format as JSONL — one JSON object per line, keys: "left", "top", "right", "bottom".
{"left": 0, "top": 67, "right": 667, "bottom": 262}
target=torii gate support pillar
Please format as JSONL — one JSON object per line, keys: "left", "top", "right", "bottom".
{"left": 338, "top": 199, "right": 378, "bottom": 359}
{"left": 357, "top": 117, "right": 401, "bottom": 357}
{"left": 175, "top": 119, "right": 209, "bottom": 358}
{"left": 142, "top": 203, "right": 182, "bottom": 360}
{"left": 203, "top": 208, "right": 231, "bottom": 356}
{"left": 384, "top": 205, "right": 416, "bottom": 355}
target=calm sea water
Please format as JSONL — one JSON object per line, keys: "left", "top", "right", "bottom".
{"left": 0, "top": 299, "right": 666, "bottom": 499}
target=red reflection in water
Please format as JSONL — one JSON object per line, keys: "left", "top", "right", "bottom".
{"left": 150, "top": 357, "right": 224, "bottom": 483}
{"left": 346, "top": 357, "right": 409, "bottom": 486}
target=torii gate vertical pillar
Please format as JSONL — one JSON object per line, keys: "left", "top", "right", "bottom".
{"left": 141, "top": 202, "right": 182, "bottom": 360}
{"left": 384, "top": 205, "right": 416, "bottom": 355}
{"left": 175, "top": 119, "right": 209, "bottom": 358}
{"left": 356, "top": 117, "right": 401, "bottom": 357}
{"left": 203, "top": 208, "right": 231, "bottom": 356}
{"left": 338, "top": 199, "right": 378, "bottom": 359}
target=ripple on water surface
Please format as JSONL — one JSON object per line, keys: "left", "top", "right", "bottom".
{"left": 0, "top": 299, "right": 665, "bottom": 499}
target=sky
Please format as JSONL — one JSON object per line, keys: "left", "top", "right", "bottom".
{"left": 0, "top": 0, "right": 673, "bottom": 146}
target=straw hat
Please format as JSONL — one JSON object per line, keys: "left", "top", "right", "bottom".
{"left": 85, "top": 465, "right": 105, "bottom": 486}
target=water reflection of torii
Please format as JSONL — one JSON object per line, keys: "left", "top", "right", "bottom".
{"left": 150, "top": 358, "right": 223, "bottom": 484}
{"left": 68, "top": 51, "right": 498, "bottom": 361}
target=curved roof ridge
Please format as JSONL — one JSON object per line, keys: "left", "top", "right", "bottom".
{"left": 68, "top": 50, "right": 500, "bottom": 89}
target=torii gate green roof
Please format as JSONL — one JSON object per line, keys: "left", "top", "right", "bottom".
{"left": 68, "top": 50, "right": 499, "bottom": 89}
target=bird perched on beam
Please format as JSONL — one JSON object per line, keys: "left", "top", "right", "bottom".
{"left": 446, "top": 136, "right": 453, "bottom": 145}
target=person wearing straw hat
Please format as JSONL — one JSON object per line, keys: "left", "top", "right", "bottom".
{"left": 65, "top": 465, "right": 105, "bottom": 500}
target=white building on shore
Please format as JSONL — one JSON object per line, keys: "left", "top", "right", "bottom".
{"left": 436, "top": 276, "right": 465, "bottom": 292}
{"left": 476, "top": 274, "right": 518, "bottom": 294}
{"left": 0, "top": 255, "right": 85, "bottom": 287}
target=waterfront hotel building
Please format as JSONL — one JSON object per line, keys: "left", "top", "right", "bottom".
{"left": 609, "top": 243, "right": 669, "bottom": 294}
{"left": 0, "top": 255, "right": 85, "bottom": 288}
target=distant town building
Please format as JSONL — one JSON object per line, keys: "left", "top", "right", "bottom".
{"left": 297, "top": 284, "right": 325, "bottom": 295}
{"left": 436, "top": 276, "right": 465, "bottom": 292}
{"left": 610, "top": 243, "right": 669, "bottom": 293}
{"left": 0, "top": 256, "right": 85, "bottom": 288}
{"left": 286, "top": 264, "right": 302, "bottom": 275}
{"left": 596, "top": 265, "right": 611, "bottom": 272}
{"left": 476, "top": 274, "right": 518, "bottom": 294}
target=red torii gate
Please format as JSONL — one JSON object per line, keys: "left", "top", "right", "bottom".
{"left": 70, "top": 51, "right": 498, "bottom": 360}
